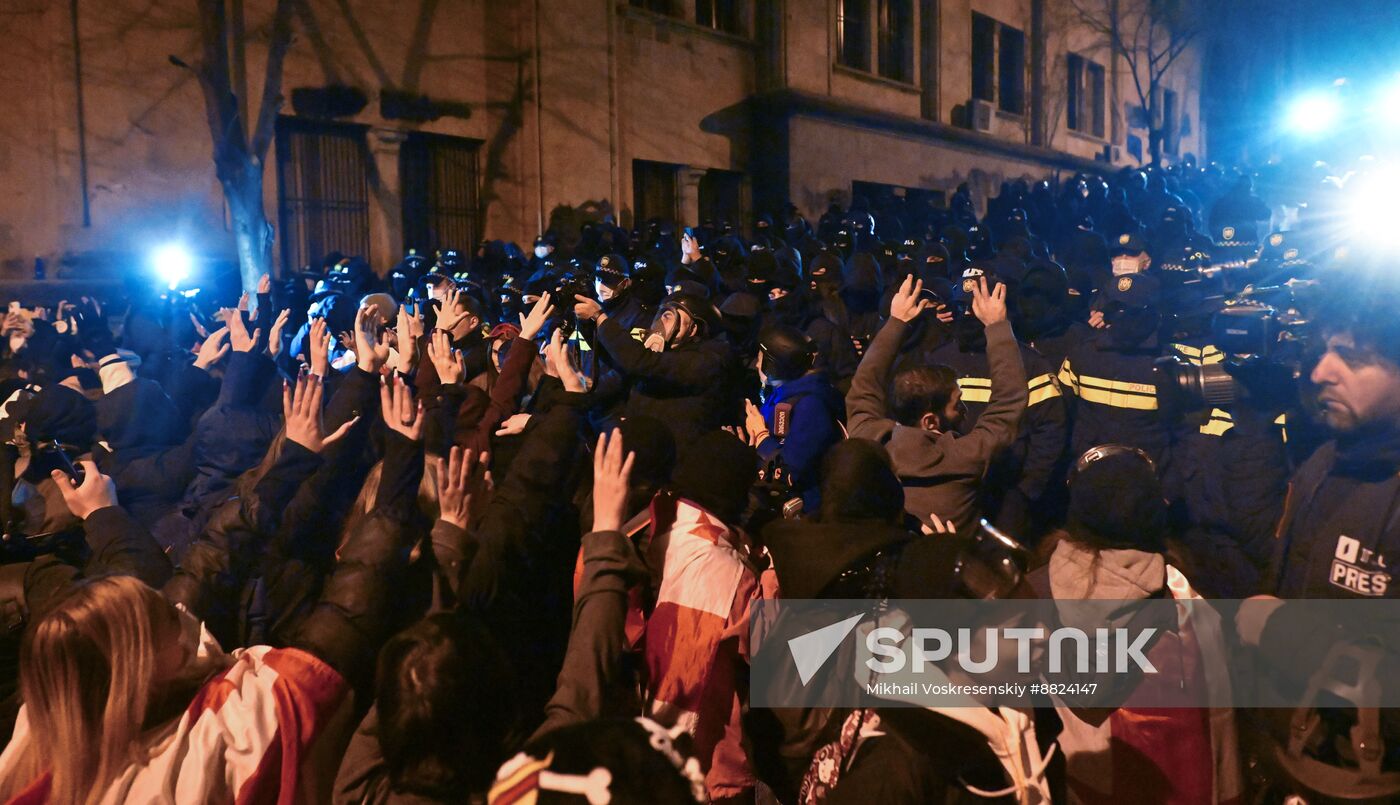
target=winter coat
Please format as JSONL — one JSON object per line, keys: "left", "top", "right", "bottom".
{"left": 756, "top": 372, "right": 846, "bottom": 510}
{"left": 847, "top": 318, "right": 1027, "bottom": 532}
{"left": 1040, "top": 538, "right": 1242, "bottom": 805}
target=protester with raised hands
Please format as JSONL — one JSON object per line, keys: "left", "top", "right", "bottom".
{"left": 847, "top": 274, "right": 1027, "bottom": 532}
{"left": 0, "top": 367, "right": 412, "bottom": 805}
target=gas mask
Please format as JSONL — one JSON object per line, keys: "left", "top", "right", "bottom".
{"left": 644, "top": 306, "right": 692, "bottom": 353}
{"left": 1111, "top": 254, "right": 1149, "bottom": 276}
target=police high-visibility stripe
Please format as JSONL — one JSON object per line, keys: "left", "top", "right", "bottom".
{"left": 1073, "top": 374, "right": 1158, "bottom": 410}
{"left": 1199, "top": 407, "right": 1234, "bottom": 436}
{"left": 1170, "top": 342, "right": 1225, "bottom": 366}
{"left": 956, "top": 377, "right": 991, "bottom": 404}
{"left": 1058, "top": 359, "right": 1079, "bottom": 392}
{"left": 1275, "top": 412, "right": 1288, "bottom": 444}
{"left": 957, "top": 374, "right": 1061, "bottom": 406}
{"left": 1027, "top": 373, "right": 1061, "bottom": 406}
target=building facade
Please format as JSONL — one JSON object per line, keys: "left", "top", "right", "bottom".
{"left": 0, "top": 0, "right": 1205, "bottom": 278}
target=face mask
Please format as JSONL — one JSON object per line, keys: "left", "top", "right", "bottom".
{"left": 1112, "top": 256, "right": 1145, "bottom": 276}
{"left": 644, "top": 307, "right": 683, "bottom": 352}
{"left": 1108, "top": 307, "right": 1159, "bottom": 347}
{"left": 534, "top": 245, "right": 551, "bottom": 259}
{"left": 595, "top": 279, "right": 616, "bottom": 302}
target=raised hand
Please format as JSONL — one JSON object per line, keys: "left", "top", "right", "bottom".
{"left": 681, "top": 231, "right": 701, "bottom": 264}
{"left": 379, "top": 374, "right": 424, "bottom": 442}
{"left": 282, "top": 371, "right": 359, "bottom": 452}
{"left": 50, "top": 460, "right": 117, "bottom": 520}
{"left": 433, "top": 445, "right": 492, "bottom": 529}
{"left": 224, "top": 307, "right": 262, "bottom": 352}
{"left": 309, "top": 317, "right": 332, "bottom": 377}
{"left": 543, "top": 328, "right": 585, "bottom": 392}
{"left": 970, "top": 277, "right": 1008, "bottom": 327}
{"left": 518, "top": 291, "right": 554, "bottom": 340}
{"left": 591, "top": 428, "right": 635, "bottom": 533}
{"left": 394, "top": 304, "right": 419, "bottom": 374}
{"left": 434, "top": 285, "right": 468, "bottom": 333}
{"left": 193, "top": 326, "right": 231, "bottom": 370}
{"left": 888, "top": 275, "right": 933, "bottom": 323}
{"left": 353, "top": 304, "right": 390, "bottom": 373}
{"left": 267, "top": 309, "right": 291, "bottom": 359}
{"left": 427, "top": 329, "right": 464, "bottom": 385}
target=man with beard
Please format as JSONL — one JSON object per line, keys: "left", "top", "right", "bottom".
{"left": 573, "top": 292, "right": 735, "bottom": 447}
{"left": 847, "top": 274, "right": 1025, "bottom": 533}
{"left": 927, "top": 267, "right": 1068, "bottom": 541}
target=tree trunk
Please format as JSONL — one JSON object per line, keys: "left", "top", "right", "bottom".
{"left": 219, "top": 154, "right": 274, "bottom": 294}
{"left": 1148, "top": 128, "right": 1163, "bottom": 166}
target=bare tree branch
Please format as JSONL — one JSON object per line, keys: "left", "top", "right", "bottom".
{"left": 250, "top": 0, "right": 295, "bottom": 159}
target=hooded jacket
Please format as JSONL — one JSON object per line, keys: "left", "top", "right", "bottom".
{"left": 1041, "top": 539, "right": 1242, "bottom": 805}
{"left": 847, "top": 318, "right": 1027, "bottom": 532}
{"left": 757, "top": 372, "right": 846, "bottom": 511}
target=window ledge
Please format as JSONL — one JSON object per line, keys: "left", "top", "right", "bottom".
{"left": 618, "top": 4, "right": 754, "bottom": 49}
{"left": 1066, "top": 128, "right": 1109, "bottom": 146}
{"left": 995, "top": 109, "right": 1025, "bottom": 123}
{"left": 832, "top": 64, "right": 920, "bottom": 95}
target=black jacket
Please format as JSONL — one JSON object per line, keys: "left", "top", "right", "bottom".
{"left": 593, "top": 317, "right": 737, "bottom": 447}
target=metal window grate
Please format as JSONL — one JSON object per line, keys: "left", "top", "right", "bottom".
{"left": 401, "top": 132, "right": 482, "bottom": 256}
{"left": 276, "top": 117, "right": 370, "bottom": 271}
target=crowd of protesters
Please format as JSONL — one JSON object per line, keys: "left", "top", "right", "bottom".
{"left": 0, "top": 155, "right": 1397, "bottom": 804}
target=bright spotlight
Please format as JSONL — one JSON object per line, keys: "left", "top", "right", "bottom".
{"left": 1287, "top": 92, "right": 1341, "bottom": 136}
{"left": 1346, "top": 169, "right": 1400, "bottom": 253}
{"left": 151, "top": 243, "right": 193, "bottom": 290}
{"left": 1378, "top": 80, "right": 1400, "bottom": 127}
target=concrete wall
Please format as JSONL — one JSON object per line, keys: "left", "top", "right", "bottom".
{"left": 787, "top": 113, "right": 1068, "bottom": 222}
{"left": 0, "top": 0, "right": 1208, "bottom": 279}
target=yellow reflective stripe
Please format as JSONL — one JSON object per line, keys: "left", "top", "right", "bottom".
{"left": 960, "top": 387, "right": 991, "bottom": 403}
{"left": 1199, "top": 407, "right": 1235, "bottom": 436}
{"left": 1028, "top": 384, "right": 1061, "bottom": 406}
{"left": 1275, "top": 412, "right": 1288, "bottom": 444}
{"left": 1075, "top": 374, "right": 1158, "bottom": 411}
{"left": 1171, "top": 343, "right": 1225, "bottom": 367}
{"left": 957, "top": 376, "right": 991, "bottom": 403}
{"left": 1026, "top": 373, "right": 1061, "bottom": 406}
{"left": 630, "top": 327, "right": 648, "bottom": 342}
{"left": 576, "top": 338, "right": 592, "bottom": 351}
{"left": 1057, "top": 359, "right": 1079, "bottom": 392}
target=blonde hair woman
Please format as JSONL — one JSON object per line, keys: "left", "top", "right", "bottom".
{"left": 0, "top": 372, "right": 428, "bottom": 804}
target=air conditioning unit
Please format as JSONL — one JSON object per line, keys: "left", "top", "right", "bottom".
{"left": 969, "top": 99, "right": 993, "bottom": 132}
{"left": 1102, "top": 144, "right": 1120, "bottom": 162}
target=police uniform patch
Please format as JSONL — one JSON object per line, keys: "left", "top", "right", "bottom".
{"left": 1117, "top": 275, "right": 1134, "bottom": 292}
{"left": 1270, "top": 233, "right": 1284, "bottom": 247}
{"left": 962, "top": 278, "right": 976, "bottom": 293}
{"left": 1119, "top": 234, "right": 1132, "bottom": 245}
{"left": 1222, "top": 226, "right": 1236, "bottom": 240}
{"left": 1283, "top": 248, "right": 1299, "bottom": 261}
